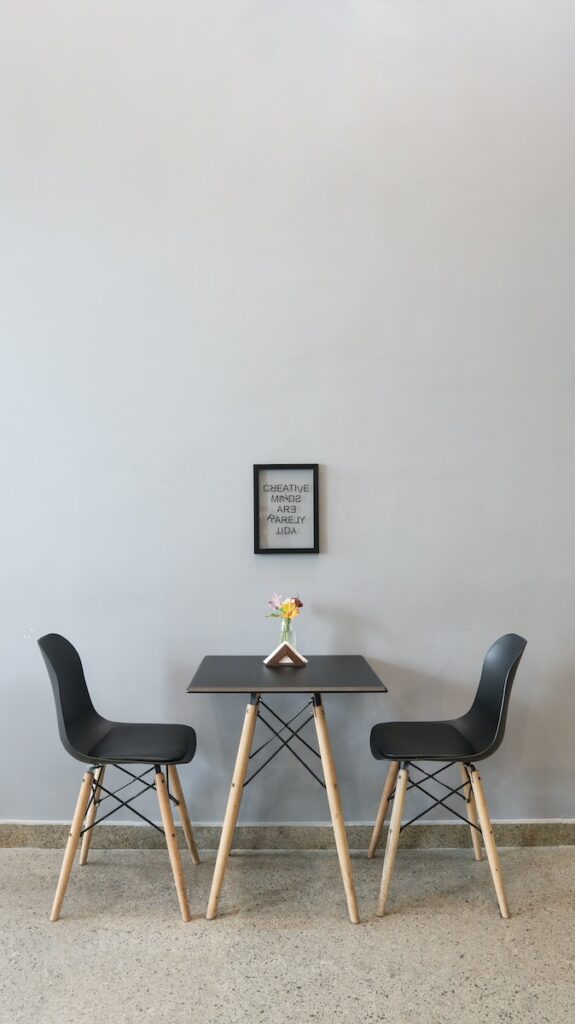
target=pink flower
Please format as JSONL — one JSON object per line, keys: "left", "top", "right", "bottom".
{"left": 268, "top": 593, "right": 283, "bottom": 611}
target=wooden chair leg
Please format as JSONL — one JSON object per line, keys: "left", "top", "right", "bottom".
{"left": 313, "top": 698, "right": 360, "bottom": 924}
{"left": 460, "top": 763, "right": 483, "bottom": 862}
{"left": 155, "top": 768, "right": 191, "bottom": 922}
{"left": 377, "top": 764, "right": 409, "bottom": 916}
{"left": 469, "top": 768, "right": 510, "bottom": 919}
{"left": 51, "top": 771, "right": 94, "bottom": 921}
{"left": 168, "top": 765, "right": 200, "bottom": 865}
{"left": 206, "top": 698, "right": 259, "bottom": 920}
{"left": 368, "top": 760, "right": 400, "bottom": 859}
{"left": 79, "top": 765, "right": 106, "bottom": 866}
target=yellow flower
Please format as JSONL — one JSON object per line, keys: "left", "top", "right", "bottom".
{"left": 281, "top": 599, "right": 300, "bottom": 620}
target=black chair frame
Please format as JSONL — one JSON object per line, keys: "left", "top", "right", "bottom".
{"left": 38, "top": 633, "right": 199, "bottom": 922}
{"left": 368, "top": 634, "right": 527, "bottom": 919}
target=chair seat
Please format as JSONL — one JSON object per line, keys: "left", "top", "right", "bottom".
{"left": 88, "top": 721, "right": 197, "bottom": 765}
{"left": 370, "top": 720, "right": 476, "bottom": 762}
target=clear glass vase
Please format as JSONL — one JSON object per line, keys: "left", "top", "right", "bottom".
{"left": 280, "top": 618, "right": 296, "bottom": 648}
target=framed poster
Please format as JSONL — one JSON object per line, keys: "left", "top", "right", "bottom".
{"left": 254, "top": 464, "right": 319, "bottom": 554}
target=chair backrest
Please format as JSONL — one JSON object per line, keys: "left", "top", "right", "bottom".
{"left": 38, "top": 633, "right": 105, "bottom": 762}
{"left": 459, "top": 633, "right": 527, "bottom": 759}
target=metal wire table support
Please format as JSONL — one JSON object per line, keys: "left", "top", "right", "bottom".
{"left": 244, "top": 696, "right": 326, "bottom": 789}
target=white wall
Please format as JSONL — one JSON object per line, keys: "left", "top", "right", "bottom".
{"left": 1, "top": 0, "right": 574, "bottom": 824}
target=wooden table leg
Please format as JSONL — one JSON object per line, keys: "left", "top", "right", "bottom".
{"left": 313, "top": 695, "right": 360, "bottom": 924}
{"left": 206, "top": 695, "right": 260, "bottom": 920}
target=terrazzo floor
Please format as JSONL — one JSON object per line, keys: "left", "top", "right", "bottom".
{"left": 0, "top": 847, "right": 573, "bottom": 1024}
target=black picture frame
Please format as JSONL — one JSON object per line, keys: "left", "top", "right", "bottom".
{"left": 254, "top": 463, "right": 319, "bottom": 554}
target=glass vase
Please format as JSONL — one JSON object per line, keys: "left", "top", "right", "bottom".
{"left": 280, "top": 618, "right": 296, "bottom": 648}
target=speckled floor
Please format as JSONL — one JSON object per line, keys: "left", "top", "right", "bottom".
{"left": 1, "top": 847, "right": 573, "bottom": 1023}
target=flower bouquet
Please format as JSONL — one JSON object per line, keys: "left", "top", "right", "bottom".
{"left": 264, "top": 594, "right": 307, "bottom": 666}
{"left": 267, "top": 594, "right": 303, "bottom": 645}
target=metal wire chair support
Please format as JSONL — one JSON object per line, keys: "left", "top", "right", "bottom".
{"left": 78, "top": 763, "right": 181, "bottom": 837}
{"left": 387, "top": 760, "right": 483, "bottom": 834}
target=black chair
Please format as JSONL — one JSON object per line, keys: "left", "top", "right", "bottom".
{"left": 368, "top": 634, "right": 527, "bottom": 918}
{"left": 38, "top": 633, "right": 200, "bottom": 922}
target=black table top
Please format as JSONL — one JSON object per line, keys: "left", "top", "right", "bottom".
{"left": 187, "top": 655, "right": 387, "bottom": 694}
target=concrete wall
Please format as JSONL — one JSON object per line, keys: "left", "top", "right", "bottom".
{"left": 1, "top": 0, "right": 574, "bottom": 824}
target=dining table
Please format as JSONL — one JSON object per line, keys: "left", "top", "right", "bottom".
{"left": 187, "top": 654, "right": 387, "bottom": 923}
